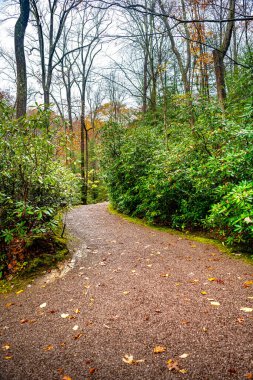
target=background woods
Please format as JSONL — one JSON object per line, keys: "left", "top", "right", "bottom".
{"left": 0, "top": 0, "right": 253, "bottom": 278}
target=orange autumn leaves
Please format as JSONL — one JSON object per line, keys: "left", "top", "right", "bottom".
{"left": 122, "top": 346, "right": 189, "bottom": 373}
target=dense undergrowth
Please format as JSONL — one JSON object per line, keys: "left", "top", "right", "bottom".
{"left": 0, "top": 102, "right": 80, "bottom": 280}
{"left": 100, "top": 61, "right": 253, "bottom": 252}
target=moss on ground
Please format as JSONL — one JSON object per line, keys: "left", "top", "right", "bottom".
{"left": 0, "top": 234, "right": 69, "bottom": 294}
{"left": 108, "top": 204, "right": 253, "bottom": 265}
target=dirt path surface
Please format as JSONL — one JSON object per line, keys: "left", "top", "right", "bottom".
{"left": 1, "top": 203, "right": 253, "bottom": 380}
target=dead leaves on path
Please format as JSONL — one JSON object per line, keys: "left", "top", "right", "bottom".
{"left": 122, "top": 354, "right": 145, "bottom": 365}
{"left": 153, "top": 345, "right": 166, "bottom": 354}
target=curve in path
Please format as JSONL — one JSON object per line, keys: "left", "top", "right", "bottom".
{"left": 1, "top": 203, "right": 253, "bottom": 380}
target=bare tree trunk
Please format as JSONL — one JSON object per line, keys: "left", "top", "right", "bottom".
{"left": 212, "top": 0, "right": 235, "bottom": 111}
{"left": 14, "top": 0, "right": 30, "bottom": 118}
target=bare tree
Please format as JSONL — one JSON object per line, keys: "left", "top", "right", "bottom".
{"left": 29, "top": 0, "right": 82, "bottom": 109}
{"left": 14, "top": 0, "right": 29, "bottom": 118}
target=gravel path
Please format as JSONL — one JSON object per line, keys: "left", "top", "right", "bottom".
{"left": 1, "top": 203, "right": 253, "bottom": 380}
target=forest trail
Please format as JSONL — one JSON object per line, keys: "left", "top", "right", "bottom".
{"left": 1, "top": 203, "right": 253, "bottom": 380}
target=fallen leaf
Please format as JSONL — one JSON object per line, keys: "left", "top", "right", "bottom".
{"left": 62, "top": 376, "right": 72, "bottom": 380}
{"left": 16, "top": 289, "right": 24, "bottom": 295}
{"left": 179, "top": 353, "right": 189, "bottom": 358}
{"left": 237, "top": 317, "right": 244, "bottom": 324}
{"left": 153, "top": 345, "right": 166, "bottom": 353}
{"left": 244, "top": 280, "right": 253, "bottom": 288}
{"left": 43, "top": 345, "right": 54, "bottom": 351}
{"left": 74, "top": 333, "right": 83, "bottom": 340}
{"left": 179, "top": 369, "right": 188, "bottom": 374}
{"left": 2, "top": 344, "right": 11, "bottom": 350}
{"left": 160, "top": 273, "right": 170, "bottom": 278}
{"left": 61, "top": 313, "right": 69, "bottom": 319}
{"left": 147, "top": 264, "right": 152, "bottom": 268}
{"left": 201, "top": 291, "right": 207, "bottom": 295}
{"left": 208, "top": 277, "right": 217, "bottom": 282}
{"left": 203, "top": 326, "right": 208, "bottom": 332}
{"left": 215, "top": 278, "right": 225, "bottom": 284}
{"left": 89, "top": 368, "right": 96, "bottom": 375}
{"left": 123, "top": 291, "right": 130, "bottom": 295}
{"left": 40, "top": 302, "right": 47, "bottom": 308}
{"left": 122, "top": 354, "right": 144, "bottom": 365}
{"left": 166, "top": 359, "right": 180, "bottom": 371}
{"left": 244, "top": 373, "right": 253, "bottom": 379}
{"left": 190, "top": 279, "right": 199, "bottom": 284}
{"left": 20, "top": 319, "right": 29, "bottom": 324}
{"left": 89, "top": 297, "right": 95, "bottom": 305}
{"left": 72, "top": 325, "right": 79, "bottom": 331}
{"left": 248, "top": 296, "right": 253, "bottom": 300}
{"left": 4, "top": 356, "right": 13, "bottom": 360}
{"left": 5, "top": 302, "right": 15, "bottom": 308}
{"left": 210, "top": 301, "right": 220, "bottom": 306}
{"left": 240, "top": 307, "right": 253, "bottom": 313}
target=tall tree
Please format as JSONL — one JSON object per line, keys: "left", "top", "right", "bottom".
{"left": 30, "top": 0, "right": 82, "bottom": 109}
{"left": 212, "top": 0, "right": 235, "bottom": 111}
{"left": 14, "top": 0, "right": 30, "bottom": 118}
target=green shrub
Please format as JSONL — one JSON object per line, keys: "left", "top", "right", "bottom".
{"left": 206, "top": 181, "right": 253, "bottom": 247}
{"left": 0, "top": 103, "right": 80, "bottom": 277}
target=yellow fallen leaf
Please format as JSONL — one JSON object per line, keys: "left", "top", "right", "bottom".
{"left": 240, "top": 307, "right": 253, "bottom": 313}
{"left": 2, "top": 344, "right": 11, "bottom": 350}
{"left": 43, "top": 345, "right": 54, "bottom": 351}
{"left": 16, "top": 289, "right": 24, "bottom": 295}
{"left": 248, "top": 296, "right": 253, "bottom": 300}
{"left": 5, "top": 302, "right": 15, "bottom": 308}
{"left": 190, "top": 279, "right": 199, "bottom": 284}
{"left": 210, "top": 301, "right": 220, "bottom": 306}
{"left": 160, "top": 273, "right": 170, "bottom": 278}
{"left": 74, "top": 309, "right": 80, "bottom": 314}
{"left": 244, "top": 280, "right": 253, "bottom": 287}
{"left": 123, "top": 291, "right": 130, "bottom": 295}
{"left": 153, "top": 345, "right": 166, "bottom": 353}
{"left": 201, "top": 291, "right": 207, "bottom": 295}
{"left": 4, "top": 356, "right": 13, "bottom": 360}
{"left": 62, "top": 376, "right": 72, "bottom": 380}
{"left": 175, "top": 282, "right": 182, "bottom": 286}
{"left": 179, "top": 369, "right": 188, "bottom": 374}
{"left": 122, "top": 354, "right": 144, "bottom": 365}
{"left": 208, "top": 277, "right": 217, "bottom": 282}
{"left": 89, "top": 297, "right": 95, "bottom": 305}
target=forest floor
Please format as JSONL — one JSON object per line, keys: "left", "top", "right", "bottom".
{"left": 1, "top": 202, "right": 253, "bottom": 380}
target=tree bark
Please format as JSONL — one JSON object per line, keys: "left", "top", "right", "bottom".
{"left": 212, "top": 0, "right": 235, "bottom": 111}
{"left": 14, "top": 0, "right": 30, "bottom": 119}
